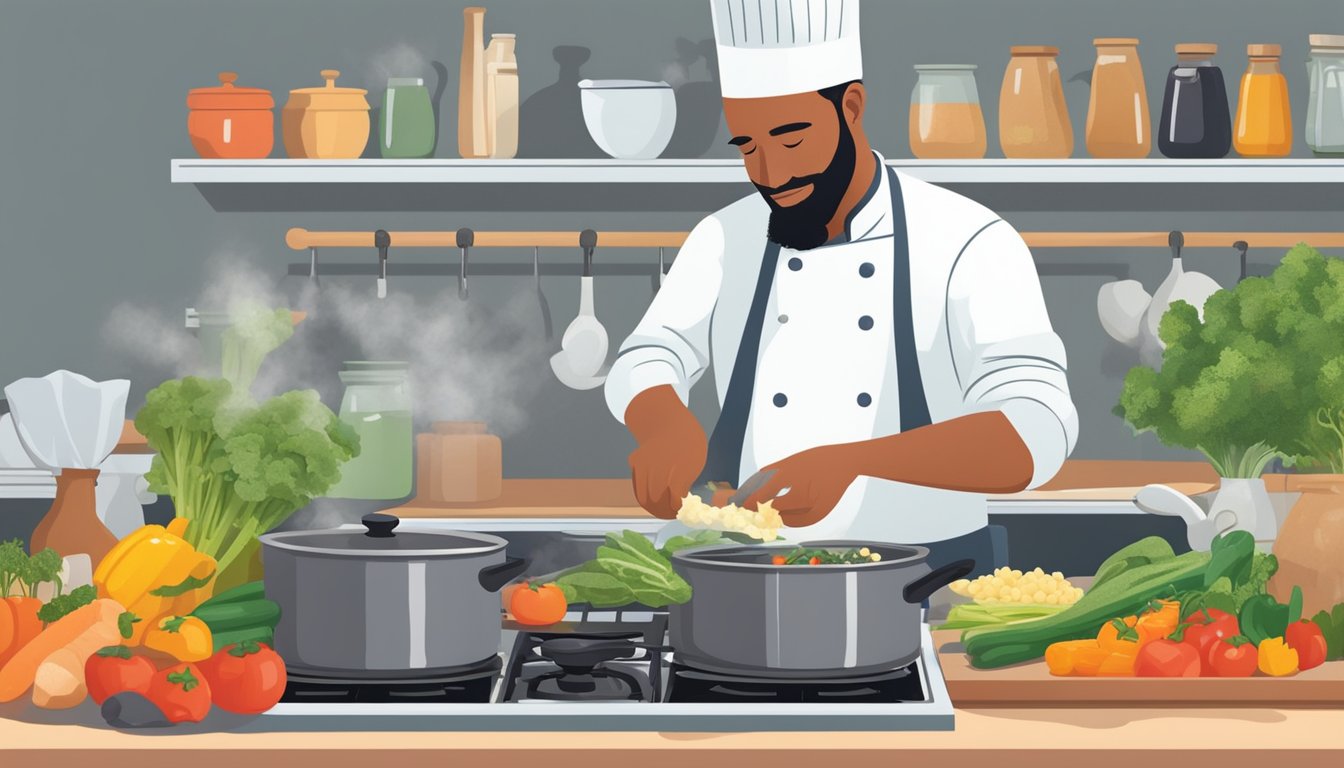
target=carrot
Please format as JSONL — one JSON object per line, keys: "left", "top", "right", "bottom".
{"left": 0, "top": 597, "right": 43, "bottom": 668}
{"left": 0, "top": 598, "right": 122, "bottom": 702}
{"left": 0, "top": 600, "right": 13, "bottom": 658}
{"left": 1044, "top": 639, "right": 1097, "bottom": 676}
{"left": 32, "top": 649, "right": 87, "bottom": 709}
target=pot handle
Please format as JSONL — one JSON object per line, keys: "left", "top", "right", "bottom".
{"left": 903, "top": 559, "right": 975, "bottom": 605}
{"left": 478, "top": 556, "right": 530, "bottom": 592}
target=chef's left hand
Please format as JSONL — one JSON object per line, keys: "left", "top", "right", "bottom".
{"left": 738, "top": 445, "right": 859, "bottom": 528}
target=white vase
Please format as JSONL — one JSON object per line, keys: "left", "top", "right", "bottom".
{"left": 1134, "top": 477, "right": 1279, "bottom": 552}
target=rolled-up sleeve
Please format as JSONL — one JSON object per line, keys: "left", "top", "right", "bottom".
{"left": 604, "top": 215, "right": 725, "bottom": 424}
{"left": 946, "top": 220, "right": 1079, "bottom": 488}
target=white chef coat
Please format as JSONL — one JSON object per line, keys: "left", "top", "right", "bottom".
{"left": 605, "top": 152, "right": 1079, "bottom": 543}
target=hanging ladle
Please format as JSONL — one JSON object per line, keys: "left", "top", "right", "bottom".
{"left": 1234, "top": 240, "right": 1249, "bottom": 282}
{"left": 456, "top": 227, "right": 472, "bottom": 300}
{"left": 308, "top": 247, "right": 320, "bottom": 290}
{"left": 374, "top": 229, "right": 390, "bottom": 299}
{"left": 549, "top": 228, "right": 610, "bottom": 390}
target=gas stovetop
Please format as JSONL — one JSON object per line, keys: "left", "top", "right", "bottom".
{"left": 257, "top": 609, "right": 954, "bottom": 732}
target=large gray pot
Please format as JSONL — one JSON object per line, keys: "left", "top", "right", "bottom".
{"left": 670, "top": 541, "right": 972, "bottom": 678}
{"left": 260, "top": 513, "right": 527, "bottom": 676}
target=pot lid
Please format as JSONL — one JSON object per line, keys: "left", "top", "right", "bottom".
{"left": 286, "top": 69, "right": 370, "bottom": 111}
{"left": 187, "top": 72, "right": 274, "bottom": 110}
{"left": 260, "top": 514, "right": 507, "bottom": 557}
{"left": 672, "top": 540, "right": 927, "bottom": 570}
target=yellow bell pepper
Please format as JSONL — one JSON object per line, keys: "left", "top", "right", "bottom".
{"left": 144, "top": 615, "right": 214, "bottom": 662}
{"left": 93, "top": 519, "right": 216, "bottom": 645}
{"left": 1257, "top": 637, "right": 1299, "bottom": 677}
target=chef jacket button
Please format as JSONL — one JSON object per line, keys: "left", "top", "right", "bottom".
{"left": 778, "top": 314, "right": 789, "bottom": 324}
{"left": 857, "top": 393, "right": 872, "bottom": 407}
{"left": 773, "top": 393, "right": 788, "bottom": 407}
{"left": 787, "top": 257, "right": 803, "bottom": 271}
{"left": 859, "top": 262, "right": 875, "bottom": 278}
{"left": 858, "top": 315, "right": 874, "bottom": 331}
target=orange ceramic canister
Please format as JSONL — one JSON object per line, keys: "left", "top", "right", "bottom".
{"left": 283, "top": 69, "right": 371, "bottom": 159}
{"left": 186, "top": 72, "right": 275, "bottom": 159}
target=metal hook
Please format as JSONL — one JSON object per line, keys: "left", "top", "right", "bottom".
{"left": 1168, "top": 230, "right": 1184, "bottom": 261}
{"left": 309, "top": 247, "right": 320, "bottom": 289}
{"left": 1234, "top": 240, "right": 1249, "bottom": 282}
{"left": 374, "top": 230, "right": 391, "bottom": 299}
{"left": 579, "top": 229, "right": 598, "bottom": 277}
{"left": 456, "top": 228, "right": 473, "bottom": 300}
{"left": 535, "top": 246, "right": 553, "bottom": 341}
{"left": 659, "top": 247, "right": 666, "bottom": 286}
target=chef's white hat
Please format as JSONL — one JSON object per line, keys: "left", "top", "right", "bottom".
{"left": 710, "top": 0, "right": 862, "bottom": 99}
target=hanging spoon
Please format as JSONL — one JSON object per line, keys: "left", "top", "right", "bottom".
{"left": 374, "top": 229, "right": 390, "bottom": 299}
{"left": 456, "top": 227, "right": 472, "bottom": 301}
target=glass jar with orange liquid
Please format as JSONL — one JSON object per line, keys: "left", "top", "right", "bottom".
{"left": 1234, "top": 44, "right": 1293, "bottom": 157}
{"left": 1085, "top": 38, "right": 1152, "bottom": 158}
{"left": 909, "top": 65, "right": 987, "bottom": 159}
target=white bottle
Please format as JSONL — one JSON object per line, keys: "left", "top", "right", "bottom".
{"left": 484, "top": 34, "right": 519, "bottom": 159}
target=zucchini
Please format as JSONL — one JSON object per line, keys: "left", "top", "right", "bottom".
{"left": 200, "top": 580, "right": 266, "bottom": 607}
{"left": 964, "top": 545, "right": 1210, "bottom": 668}
{"left": 210, "top": 626, "right": 275, "bottom": 653}
{"left": 193, "top": 598, "right": 280, "bottom": 633}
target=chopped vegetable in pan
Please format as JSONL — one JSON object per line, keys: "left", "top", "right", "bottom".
{"left": 769, "top": 547, "right": 882, "bottom": 565}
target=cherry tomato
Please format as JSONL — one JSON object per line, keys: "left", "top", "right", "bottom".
{"left": 196, "top": 641, "right": 288, "bottom": 715}
{"left": 1285, "top": 620, "right": 1328, "bottom": 671}
{"left": 510, "top": 582, "right": 569, "bottom": 625}
{"left": 84, "top": 646, "right": 156, "bottom": 705}
{"left": 1180, "top": 609, "right": 1239, "bottom": 675}
{"left": 145, "top": 662, "right": 212, "bottom": 723}
{"left": 1134, "top": 639, "right": 1201, "bottom": 677}
{"left": 1206, "top": 635, "right": 1258, "bottom": 677}
{"left": 808, "top": 557, "right": 821, "bottom": 566}
{"left": 771, "top": 555, "right": 787, "bottom": 565}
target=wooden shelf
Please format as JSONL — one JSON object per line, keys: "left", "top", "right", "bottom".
{"left": 170, "top": 158, "right": 1344, "bottom": 186}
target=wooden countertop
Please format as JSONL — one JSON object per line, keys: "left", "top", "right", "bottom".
{"left": 392, "top": 460, "right": 1223, "bottom": 518}
{"left": 2, "top": 706, "right": 1339, "bottom": 766}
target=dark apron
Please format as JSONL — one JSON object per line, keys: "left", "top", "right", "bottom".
{"left": 699, "top": 166, "right": 1003, "bottom": 574}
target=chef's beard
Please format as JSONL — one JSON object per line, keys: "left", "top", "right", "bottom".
{"left": 756, "top": 115, "right": 858, "bottom": 251}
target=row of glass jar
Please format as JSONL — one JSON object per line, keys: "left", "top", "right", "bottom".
{"left": 909, "top": 34, "right": 1344, "bottom": 159}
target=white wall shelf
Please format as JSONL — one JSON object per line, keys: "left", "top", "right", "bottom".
{"left": 171, "top": 158, "right": 1344, "bottom": 186}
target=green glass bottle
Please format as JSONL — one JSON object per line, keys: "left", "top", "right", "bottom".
{"left": 379, "top": 77, "right": 436, "bottom": 158}
{"left": 325, "top": 361, "right": 414, "bottom": 500}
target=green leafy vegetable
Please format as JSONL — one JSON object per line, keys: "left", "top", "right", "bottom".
{"left": 36, "top": 584, "right": 97, "bottom": 624}
{"left": 659, "top": 530, "right": 728, "bottom": 558}
{"left": 150, "top": 573, "right": 216, "bottom": 598}
{"left": 555, "top": 570, "right": 637, "bottom": 608}
{"left": 556, "top": 529, "right": 716, "bottom": 608}
{"left": 1203, "top": 530, "right": 1255, "bottom": 589}
{"left": 1309, "top": 604, "right": 1344, "bottom": 661}
{"left": 0, "top": 539, "right": 67, "bottom": 598}
{"left": 137, "top": 374, "right": 359, "bottom": 578}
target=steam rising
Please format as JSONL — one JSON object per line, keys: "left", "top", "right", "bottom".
{"left": 368, "top": 43, "right": 431, "bottom": 85}
{"left": 104, "top": 256, "right": 550, "bottom": 438}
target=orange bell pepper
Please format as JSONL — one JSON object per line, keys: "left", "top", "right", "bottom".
{"left": 1045, "top": 639, "right": 1111, "bottom": 676}
{"left": 1097, "top": 644, "right": 1140, "bottom": 676}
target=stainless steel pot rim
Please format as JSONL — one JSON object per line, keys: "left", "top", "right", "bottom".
{"left": 258, "top": 527, "right": 508, "bottom": 558}
{"left": 671, "top": 539, "right": 929, "bottom": 571}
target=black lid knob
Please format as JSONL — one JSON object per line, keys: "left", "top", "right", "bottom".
{"left": 362, "top": 513, "right": 399, "bottom": 538}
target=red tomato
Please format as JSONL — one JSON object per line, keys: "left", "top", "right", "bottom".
{"left": 771, "top": 555, "right": 787, "bottom": 565}
{"left": 510, "top": 582, "right": 569, "bottom": 626}
{"left": 84, "top": 646, "right": 156, "bottom": 705}
{"left": 1285, "top": 620, "right": 1328, "bottom": 671}
{"left": 1134, "top": 639, "right": 1201, "bottom": 677}
{"left": 1181, "top": 609, "right": 1239, "bottom": 675}
{"left": 196, "top": 641, "right": 288, "bottom": 715}
{"left": 1206, "top": 636, "right": 1258, "bottom": 677}
{"left": 145, "top": 663, "right": 212, "bottom": 723}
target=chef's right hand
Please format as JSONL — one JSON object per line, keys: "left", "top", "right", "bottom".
{"left": 624, "top": 385, "right": 707, "bottom": 519}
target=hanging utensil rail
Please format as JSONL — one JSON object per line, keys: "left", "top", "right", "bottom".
{"left": 287, "top": 227, "right": 1344, "bottom": 252}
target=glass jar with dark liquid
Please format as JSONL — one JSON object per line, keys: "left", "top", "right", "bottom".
{"left": 1158, "top": 43, "right": 1232, "bottom": 158}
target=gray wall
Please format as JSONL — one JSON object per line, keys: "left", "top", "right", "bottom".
{"left": 2, "top": 0, "right": 1342, "bottom": 480}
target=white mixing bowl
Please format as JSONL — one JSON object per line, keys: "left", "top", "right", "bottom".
{"left": 579, "top": 80, "right": 677, "bottom": 159}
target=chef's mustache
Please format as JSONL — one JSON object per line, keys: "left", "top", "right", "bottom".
{"left": 755, "top": 173, "right": 825, "bottom": 196}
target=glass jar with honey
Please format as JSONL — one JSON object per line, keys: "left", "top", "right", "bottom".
{"left": 909, "top": 65, "right": 987, "bottom": 159}
{"left": 1085, "top": 38, "right": 1152, "bottom": 158}
{"left": 999, "top": 46, "right": 1074, "bottom": 158}
{"left": 1234, "top": 44, "right": 1293, "bottom": 157}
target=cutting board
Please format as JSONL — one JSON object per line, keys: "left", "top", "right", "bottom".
{"left": 933, "top": 630, "right": 1344, "bottom": 707}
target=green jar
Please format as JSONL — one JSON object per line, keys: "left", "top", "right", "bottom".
{"left": 325, "top": 361, "right": 414, "bottom": 500}
{"left": 378, "top": 77, "right": 436, "bottom": 158}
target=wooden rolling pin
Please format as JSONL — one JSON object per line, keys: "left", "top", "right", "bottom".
{"left": 287, "top": 228, "right": 1344, "bottom": 252}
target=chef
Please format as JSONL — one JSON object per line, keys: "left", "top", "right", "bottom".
{"left": 604, "top": 0, "right": 1078, "bottom": 571}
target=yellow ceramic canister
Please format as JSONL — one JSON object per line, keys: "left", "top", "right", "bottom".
{"left": 282, "top": 69, "right": 371, "bottom": 159}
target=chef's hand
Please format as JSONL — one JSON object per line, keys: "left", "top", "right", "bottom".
{"left": 624, "top": 385, "right": 708, "bottom": 519}
{"left": 739, "top": 445, "right": 859, "bottom": 528}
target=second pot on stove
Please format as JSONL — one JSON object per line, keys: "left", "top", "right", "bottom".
{"left": 260, "top": 513, "right": 527, "bottom": 675}
{"left": 670, "top": 541, "right": 972, "bottom": 678}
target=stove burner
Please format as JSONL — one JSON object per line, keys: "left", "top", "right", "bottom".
{"left": 525, "top": 667, "right": 643, "bottom": 701}
{"left": 280, "top": 655, "right": 502, "bottom": 704}
{"left": 537, "top": 636, "right": 659, "bottom": 674}
{"left": 665, "top": 661, "right": 928, "bottom": 704}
